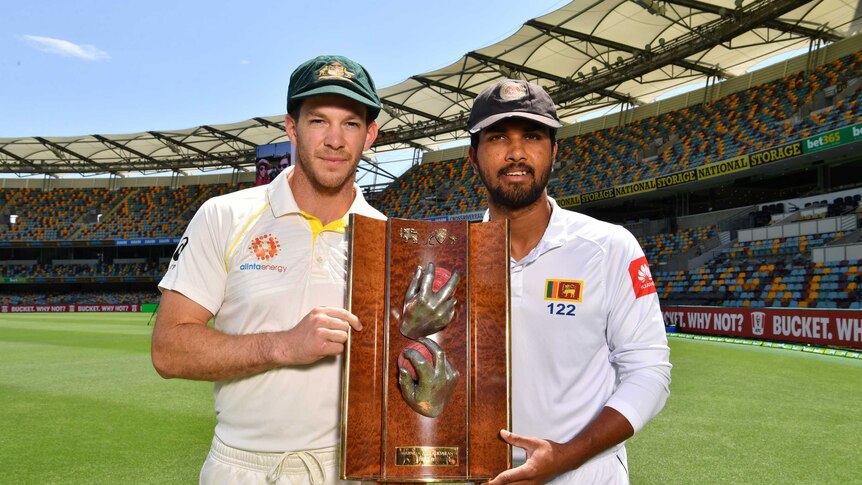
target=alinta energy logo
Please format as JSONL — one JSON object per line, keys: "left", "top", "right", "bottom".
{"left": 241, "top": 233, "right": 287, "bottom": 273}
{"left": 249, "top": 233, "right": 280, "bottom": 261}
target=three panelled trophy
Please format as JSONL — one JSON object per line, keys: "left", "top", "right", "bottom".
{"left": 341, "top": 215, "right": 511, "bottom": 482}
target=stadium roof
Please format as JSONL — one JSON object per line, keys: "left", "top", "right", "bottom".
{"left": 0, "top": 0, "right": 859, "bottom": 179}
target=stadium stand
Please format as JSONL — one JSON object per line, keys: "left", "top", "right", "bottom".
{"left": 0, "top": 182, "right": 250, "bottom": 241}
{"left": 656, "top": 258, "right": 862, "bottom": 310}
{"left": 1, "top": 46, "right": 860, "bottom": 311}
{"left": 638, "top": 225, "right": 719, "bottom": 266}
{"left": 375, "top": 52, "right": 862, "bottom": 220}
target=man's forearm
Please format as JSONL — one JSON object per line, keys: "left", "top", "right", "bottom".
{"left": 152, "top": 322, "right": 286, "bottom": 381}
{"left": 557, "top": 406, "right": 634, "bottom": 472}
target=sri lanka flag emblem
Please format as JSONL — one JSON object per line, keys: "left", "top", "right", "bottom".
{"left": 544, "top": 279, "right": 583, "bottom": 302}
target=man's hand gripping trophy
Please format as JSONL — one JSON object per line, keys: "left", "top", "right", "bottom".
{"left": 398, "top": 262, "right": 460, "bottom": 418}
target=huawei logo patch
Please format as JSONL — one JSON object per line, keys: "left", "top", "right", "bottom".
{"left": 628, "top": 256, "right": 656, "bottom": 298}
{"left": 249, "top": 233, "right": 280, "bottom": 261}
{"left": 638, "top": 264, "right": 652, "bottom": 284}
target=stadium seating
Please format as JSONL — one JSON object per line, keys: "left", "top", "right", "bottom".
{"left": 2, "top": 54, "right": 857, "bottom": 230}
{"left": 726, "top": 232, "right": 842, "bottom": 259}
{"left": 2, "top": 52, "right": 860, "bottom": 311}
{"left": 0, "top": 261, "right": 167, "bottom": 279}
{"left": 374, "top": 52, "right": 862, "bottom": 219}
{"left": 637, "top": 225, "right": 718, "bottom": 265}
{"left": 655, "top": 255, "right": 862, "bottom": 309}
{"left": 0, "top": 183, "right": 249, "bottom": 241}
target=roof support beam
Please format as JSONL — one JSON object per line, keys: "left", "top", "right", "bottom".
{"left": 33, "top": 137, "right": 109, "bottom": 174}
{"left": 381, "top": 99, "right": 448, "bottom": 123}
{"left": 200, "top": 125, "right": 259, "bottom": 148}
{"left": 525, "top": 19, "right": 731, "bottom": 79}
{"left": 377, "top": 115, "right": 471, "bottom": 146}
{"left": 93, "top": 135, "right": 178, "bottom": 172}
{"left": 550, "top": 0, "right": 810, "bottom": 105}
{"left": 663, "top": 0, "right": 843, "bottom": 43}
{"left": 467, "top": 51, "right": 643, "bottom": 105}
{"left": 358, "top": 156, "right": 399, "bottom": 180}
{"left": 0, "top": 147, "right": 43, "bottom": 172}
{"left": 410, "top": 75, "right": 477, "bottom": 100}
{"left": 147, "top": 131, "right": 245, "bottom": 170}
{"left": 253, "top": 117, "right": 286, "bottom": 131}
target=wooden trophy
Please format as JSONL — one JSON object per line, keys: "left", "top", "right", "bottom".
{"left": 341, "top": 215, "right": 510, "bottom": 482}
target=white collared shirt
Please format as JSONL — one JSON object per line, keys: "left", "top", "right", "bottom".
{"left": 486, "top": 197, "right": 671, "bottom": 462}
{"left": 159, "top": 166, "right": 385, "bottom": 452}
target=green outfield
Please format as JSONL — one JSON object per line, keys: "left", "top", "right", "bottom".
{"left": 1, "top": 313, "right": 860, "bottom": 484}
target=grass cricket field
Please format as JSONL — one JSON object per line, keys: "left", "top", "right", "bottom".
{"left": 1, "top": 313, "right": 860, "bottom": 484}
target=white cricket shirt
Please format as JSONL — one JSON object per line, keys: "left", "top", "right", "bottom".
{"left": 159, "top": 166, "right": 385, "bottom": 452}
{"left": 487, "top": 197, "right": 671, "bottom": 462}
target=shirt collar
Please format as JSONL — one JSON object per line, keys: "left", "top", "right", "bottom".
{"left": 266, "top": 165, "right": 380, "bottom": 221}
{"left": 482, "top": 196, "right": 568, "bottom": 265}
{"left": 537, "top": 196, "right": 569, "bottom": 253}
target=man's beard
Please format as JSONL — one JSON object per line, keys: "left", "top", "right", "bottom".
{"left": 294, "top": 150, "right": 357, "bottom": 196}
{"left": 477, "top": 162, "right": 549, "bottom": 210}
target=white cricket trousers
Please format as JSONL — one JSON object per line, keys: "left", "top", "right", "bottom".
{"left": 522, "top": 446, "right": 629, "bottom": 484}
{"left": 200, "top": 436, "right": 360, "bottom": 485}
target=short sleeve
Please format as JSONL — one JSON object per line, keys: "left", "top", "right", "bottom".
{"left": 158, "top": 199, "right": 227, "bottom": 315}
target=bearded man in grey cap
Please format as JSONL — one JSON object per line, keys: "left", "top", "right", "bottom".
{"left": 468, "top": 79, "right": 672, "bottom": 485}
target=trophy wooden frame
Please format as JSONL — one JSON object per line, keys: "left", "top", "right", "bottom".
{"left": 341, "top": 215, "right": 511, "bottom": 483}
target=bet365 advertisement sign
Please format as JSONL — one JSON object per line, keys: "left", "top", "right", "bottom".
{"left": 663, "top": 306, "right": 862, "bottom": 350}
{"left": 802, "top": 124, "right": 862, "bottom": 153}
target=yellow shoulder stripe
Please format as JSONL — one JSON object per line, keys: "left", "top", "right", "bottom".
{"left": 225, "top": 202, "right": 271, "bottom": 271}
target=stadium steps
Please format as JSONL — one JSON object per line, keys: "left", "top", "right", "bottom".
{"left": 829, "top": 226, "right": 862, "bottom": 245}
{"left": 67, "top": 189, "right": 139, "bottom": 239}
{"left": 0, "top": 189, "right": 24, "bottom": 214}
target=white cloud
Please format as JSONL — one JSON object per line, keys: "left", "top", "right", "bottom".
{"left": 21, "top": 35, "right": 110, "bottom": 61}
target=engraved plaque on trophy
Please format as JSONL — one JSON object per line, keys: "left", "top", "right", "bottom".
{"left": 341, "top": 215, "right": 510, "bottom": 482}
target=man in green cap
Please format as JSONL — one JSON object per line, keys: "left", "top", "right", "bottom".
{"left": 152, "top": 55, "right": 384, "bottom": 484}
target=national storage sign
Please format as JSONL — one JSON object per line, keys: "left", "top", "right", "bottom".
{"left": 695, "top": 155, "right": 750, "bottom": 180}
{"left": 749, "top": 142, "right": 803, "bottom": 167}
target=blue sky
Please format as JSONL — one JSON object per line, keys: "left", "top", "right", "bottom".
{"left": 0, "top": 1, "right": 568, "bottom": 139}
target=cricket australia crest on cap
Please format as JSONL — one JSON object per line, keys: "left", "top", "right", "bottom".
{"left": 499, "top": 80, "right": 527, "bottom": 101}
{"left": 286, "top": 55, "right": 381, "bottom": 119}
{"left": 317, "top": 61, "right": 355, "bottom": 82}
{"left": 544, "top": 279, "right": 584, "bottom": 302}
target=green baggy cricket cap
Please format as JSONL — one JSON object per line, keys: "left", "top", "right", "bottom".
{"left": 287, "top": 55, "right": 381, "bottom": 120}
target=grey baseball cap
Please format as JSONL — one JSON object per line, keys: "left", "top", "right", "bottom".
{"left": 467, "top": 79, "right": 562, "bottom": 133}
